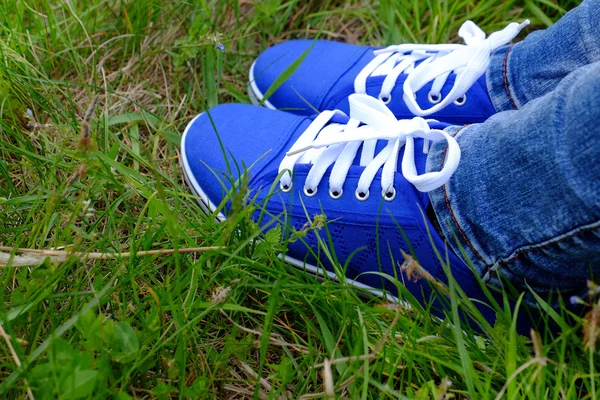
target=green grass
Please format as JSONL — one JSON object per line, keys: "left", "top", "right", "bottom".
{"left": 0, "top": 0, "right": 595, "bottom": 398}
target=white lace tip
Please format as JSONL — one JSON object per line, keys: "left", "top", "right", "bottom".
{"left": 519, "top": 20, "right": 531, "bottom": 30}
{"left": 423, "top": 140, "right": 430, "bottom": 154}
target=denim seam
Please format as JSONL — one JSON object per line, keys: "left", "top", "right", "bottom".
{"left": 484, "top": 219, "right": 600, "bottom": 280}
{"left": 440, "top": 125, "right": 487, "bottom": 265}
{"left": 502, "top": 46, "right": 518, "bottom": 110}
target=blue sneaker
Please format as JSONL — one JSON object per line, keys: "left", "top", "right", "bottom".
{"left": 249, "top": 20, "right": 529, "bottom": 124}
{"left": 181, "top": 93, "right": 530, "bottom": 329}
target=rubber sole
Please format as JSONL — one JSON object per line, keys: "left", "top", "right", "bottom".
{"left": 247, "top": 59, "right": 277, "bottom": 110}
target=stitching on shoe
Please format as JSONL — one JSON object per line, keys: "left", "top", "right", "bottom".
{"left": 440, "top": 125, "right": 487, "bottom": 265}
{"left": 502, "top": 46, "right": 518, "bottom": 110}
{"left": 485, "top": 219, "right": 600, "bottom": 278}
{"left": 258, "top": 193, "right": 421, "bottom": 227}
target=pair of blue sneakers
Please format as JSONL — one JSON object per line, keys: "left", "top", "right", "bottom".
{"left": 181, "top": 20, "right": 537, "bottom": 331}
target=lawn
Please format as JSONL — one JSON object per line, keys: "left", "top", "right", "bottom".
{"left": 0, "top": 0, "right": 594, "bottom": 399}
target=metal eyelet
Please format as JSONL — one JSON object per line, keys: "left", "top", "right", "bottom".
{"left": 454, "top": 94, "right": 467, "bottom": 106}
{"left": 303, "top": 186, "right": 318, "bottom": 197}
{"left": 280, "top": 182, "right": 292, "bottom": 193}
{"left": 355, "top": 188, "right": 370, "bottom": 201}
{"left": 378, "top": 93, "right": 392, "bottom": 105}
{"left": 382, "top": 187, "right": 397, "bottom": 202}
{"left": 427, "top": 92, "right": 441, "bottom": 104}
{"left": 329, "top": 188, "right": 343, "bottom": 200}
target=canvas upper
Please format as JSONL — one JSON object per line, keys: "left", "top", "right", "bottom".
{"left": 180, "top": 95, "right": 545, "bottom": 332}
{"left": 249, "top": 20, "right": 530, "bottom": 124}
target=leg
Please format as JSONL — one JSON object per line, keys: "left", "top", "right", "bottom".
{"left": 428, "top": 61, "right": 600, "bottom": 302}
{"left": 487, "top": 0, "right": 600, "bottom": 112}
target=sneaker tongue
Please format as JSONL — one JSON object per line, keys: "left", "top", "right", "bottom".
{"left": 371, "top": 52, "right": 441, "bottom": 77}
{"left": 307, "top": 116, "right": 452, "bottom": 206}
{"left": 346, "top": 120, "right": 452, "bottom": 207}
{"left": 350, "top": 139, "right": 428, "bottom": 176}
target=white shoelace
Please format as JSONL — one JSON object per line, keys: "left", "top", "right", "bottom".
{"left": 278, "top": 94, "right": 461, "bottom": 200}
{"left": 354, "top": 20, "right": 530, "bottom": 116}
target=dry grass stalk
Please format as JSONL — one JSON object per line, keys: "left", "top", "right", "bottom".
{"left": 0, "top": 324, "right": 35, "bottom": 400}
{"left": 399, "top": 250, "right": 449, "bottom": 296}
{"left": 493, "top": 329, "right": 550, "bottom": 400}
{"left": 302, "top": 309, "right": 403, "bottom": 397}
{"left": 322, "top": 358, "right": 335, "bottom": 399}
{"left": 583, "top": 299, "right": 600, "bottom": 351}
{"left": 235, "top": 358, "right": 273, "bottom": 394}
{"left": 0, "top": 246, "right": 224, "bottom": 267}
{"left": 219, "top": 310, "right": 309, "bottom": 354}
{"left": 436, "top": 377, "right": 453, "bottom": 400}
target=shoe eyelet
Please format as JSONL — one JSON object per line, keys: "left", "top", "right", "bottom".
{"left": 280, "top": 182, "right": 292, "bottom": 193}
{"left": 303, "top": 186, "right": 317, "bottom": 197}
{"left": 355, "top": 188, "right": 370, "bottom": 201}
{"left": 382, "top": 188, "right": 397, "bottom": 202}
{"left": 454, "top": 94, "right": 467, "bottom": 106}
{"left": 329, "top": 188, "right": 343, "bottom": 200}
{"left": 427, "top": 92, "right": 441, "bottom": 104}
{"left": 378, "top": 93, "right": 392, "bottom": 105}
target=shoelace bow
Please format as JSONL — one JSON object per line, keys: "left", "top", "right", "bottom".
{"left": 278, "top": 94, "right": 461, "bottom": 200}
{"left": 354, "top": 19, "right": 530, "bottom": 116}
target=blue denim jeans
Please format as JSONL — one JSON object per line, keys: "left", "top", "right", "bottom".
{"left": 427, "top": 0, "right": 600, "bottom": 304}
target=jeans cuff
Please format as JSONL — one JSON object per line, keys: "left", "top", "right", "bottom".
{"left": 486, "top": 44, "right": 521, "bottom": 112}
{"left": 425, "top": 125, "right": 491, "bottom": 281}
